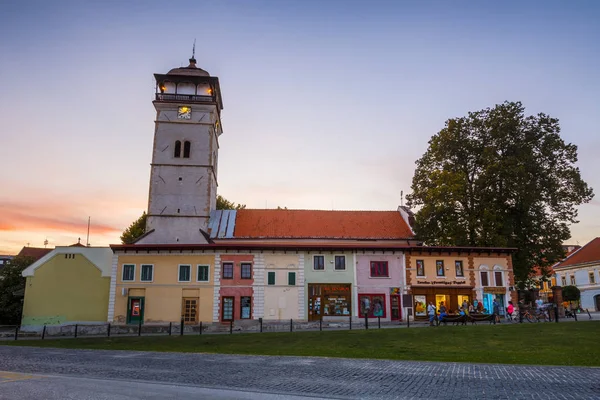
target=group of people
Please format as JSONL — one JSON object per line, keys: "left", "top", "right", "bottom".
{"left": 427, "top": 298, "right": 506, "bottom": 325}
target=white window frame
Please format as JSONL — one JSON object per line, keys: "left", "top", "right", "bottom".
{"left": 561, "top": 275, "right": 567, "bottom": 286}
{"left": 140, "top": 264, "right": 154, "bottom": 282}
{"left": 334, "top": 255, "right": 346, "bottom": 271}
{"left": 178, "top": 264, "right": 192, "bottom": 282}
{"left": 493, "top": 265, "right": 504, "bottom": 287}
{"left": 122, "top": 264, "right": 135, "bottom": 282}
{"left": 313, "top": 255, "right": 325, "bottom": 271}
{"left": 197, "top": 264, "right": 210, "bottom": 282}
{"left": 589, "top": 271, "right": 596, "bottom": 284}
{"left": 570, "top": 275, "right": 576, "bottom": 285}
{"left": 479, "top": 265, "right": 489, "bottom": 287}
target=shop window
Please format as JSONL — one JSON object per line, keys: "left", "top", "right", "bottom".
{"left": 178, "top": 265, "right": 191, "bottom": 282}
{"left": 455, "top": 260, "right": 464, "bottom": 277}
{"left": 436, "top": 260, "right": 445, "bottom": 277}
{"left": 480, "top": 271, "right": 489, "bottom": 287}
{"left": 240, "top": 296, "right": 251, "bottom": 319}
{"left": 183, "top": 141, "right": 191, "bottom": 158}
{"left": 495, "top": 271, "right": 503, "bottom": 287}
{"left": 241, "top": 263, "right": 252, "bottom": 279}
{"left": 416, "top": 260, "right": 425, "bottom": 277}
{"left": 561, "top": 276, "right": 566, "bottom": 286}
{"left": 589, "top": 272, "right": 596, "bottom": 284}
{"left": 570, "top": 275, "right": 576, "bottom": 285}
{"left": 358, "top": 294, "right": 386, "bottom": 318}
{"left": 174, "top": 140, "right": 181, "bottom": 158}
{"left": 313, "top": 255, "right": 325, "bottom": 270}
{"left": 222, "top": 297, "right": 234, "bottom": 321}
{"left": 334, "top": 255, "right": 346, "bottom": 270}
{"left": 222, "top": 262, "right": 234, "bottom": 279}
{"left": 140, "top": 264, "right": 153, "bottom": 282}
{"left": 288, "top": 272, "right": 296, "bottom": 286}
{"left": 267, "top": 271, "right": 275, "bottom": 285}
{"left": 122, "top": 264, "right": 135, "bottom": 281}
{"left": 308, "top": 284, "right": 351, "bottom": 319}
{"left": 370, "top": 261, "right": 389, "bottom": 277}
{"left": 181, "top": 298, "right": 198, "bottom": 324}
{"left": 197, "top": 265, "right": 209, "bottom": 282}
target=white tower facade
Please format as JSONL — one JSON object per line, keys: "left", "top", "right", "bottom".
{"left": 137, "top": 57, "right": 223, "bottom": 244}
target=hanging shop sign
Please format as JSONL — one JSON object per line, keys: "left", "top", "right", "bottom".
{"left": 389, "top": 287, "right": 401, "bottom": 295}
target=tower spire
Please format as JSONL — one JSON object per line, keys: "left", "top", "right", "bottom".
{"left": 189, "top": 39, "right": 197, "bottom": 65}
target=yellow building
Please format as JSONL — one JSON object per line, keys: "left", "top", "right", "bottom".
{"left": 110, "top": 250, "right": 215, "bottom": 324}
{"left": 21, "top": 246, "right": 112, "bottom": 328}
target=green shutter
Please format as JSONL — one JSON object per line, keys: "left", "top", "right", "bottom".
{"left": 288, "top": 272, "right": 296, "bottom": 286}
{"left": 268, "top": 271, "right": 275, "bottom": 285}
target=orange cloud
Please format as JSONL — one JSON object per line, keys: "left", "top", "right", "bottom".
{"left": 0, "top": 201, "right": 123, "bottom": 235}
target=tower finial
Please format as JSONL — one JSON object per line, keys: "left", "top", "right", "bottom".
{"left": 189, "top": 39, "right": 197, "bottom": 66}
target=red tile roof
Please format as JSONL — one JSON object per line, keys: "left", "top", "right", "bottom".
{"left": 554, "top": 238, "right": 600, "bottom": 268}
{"left": 17, "top": 247, "right": 53, "bottom": 261}
{"left": 233, "top": 209, "right": 414, "bottom": 239}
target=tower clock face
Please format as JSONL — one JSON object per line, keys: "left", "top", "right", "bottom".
{"left": 177, "top": 106, "right": 192, "bottom": 120}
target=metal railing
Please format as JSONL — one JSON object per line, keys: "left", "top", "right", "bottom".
{"left": 155, "top": 93, "right": 213, "bottom": 102}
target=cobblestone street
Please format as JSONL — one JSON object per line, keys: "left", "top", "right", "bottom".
{"left": 0, "top": 346, "right": 599, "bottom": 399}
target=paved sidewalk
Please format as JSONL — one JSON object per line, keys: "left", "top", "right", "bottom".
{"left": 0, "top": 346, "right": 598, "bottom": 399}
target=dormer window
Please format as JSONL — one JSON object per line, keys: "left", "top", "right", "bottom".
{"left": 174, "top": 141, "right": 181, "bottom": 158}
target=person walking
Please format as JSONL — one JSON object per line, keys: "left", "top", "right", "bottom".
{"left": 493, "top": 298, "right": 501, "bottom": 323}
{"left": 427, "top": 301, "right": 436, "bottom": 326}
{"left": 507, "top": 301, "right": 515, "bottom": 321}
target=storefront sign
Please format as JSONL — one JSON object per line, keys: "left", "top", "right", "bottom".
{"left": 389, "top": 287, "right": 401, "bottom": 295}
{"left": 415, "top": 280, "right": 468, "bottom": 285}
{"left": 321, "top": 285, "right": 351, "bottom": 293}
{"left": 484, "top": 287, "right": 506, "bottom": 294}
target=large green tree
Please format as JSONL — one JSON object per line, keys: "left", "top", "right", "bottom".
{"left": 406, "top": 101, "right": 593, "bottom": 283}
{"left": 216, "top": 195, "right": 246, "bottom": 210}
{"left": 0, "top": 255, "right": 35, "bottom": 324}
{"left": 120, "top": 212, "right": 147, "bottom": 244}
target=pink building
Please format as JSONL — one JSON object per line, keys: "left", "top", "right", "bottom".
{"left": 356, "top": 253, "right": 405, "bottom": 321}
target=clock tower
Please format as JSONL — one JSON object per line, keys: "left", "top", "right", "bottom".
{"left": 137, "top": 55, "right": 223, "bottom": 244}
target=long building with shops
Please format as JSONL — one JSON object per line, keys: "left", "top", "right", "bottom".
{"left": 20, "top": 55, "right": 517, "bottom": 327}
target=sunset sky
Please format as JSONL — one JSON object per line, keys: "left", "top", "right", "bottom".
{"left": 1, "top": 1, "right": 599, "bottom": 254}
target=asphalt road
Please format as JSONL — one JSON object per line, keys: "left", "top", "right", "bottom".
{"left": 0, "top": 346, "right": 599, "bottom": 399}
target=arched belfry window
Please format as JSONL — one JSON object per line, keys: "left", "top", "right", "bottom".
{"left": 174, "top": 141, "right": 182, "bottom": 158}
{"left": 183, "top": 141, "right": 191, "bottom": 158}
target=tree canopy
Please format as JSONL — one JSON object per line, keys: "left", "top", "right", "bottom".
{"left": 562, "top": 285, "right": 581, "bottom": 302}
{"left": 120, "top": 212, "right": 147, "bottom": 244}
{"left": 0, "top": 255, "right": 35, "bottom": 324}
{"left": 217, "top": 195, "right": 246, "bottom": 210}
{"left": 406, "top": 101, "right": 593, "bottom": 283}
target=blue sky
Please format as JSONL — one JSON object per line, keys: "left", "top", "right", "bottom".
{"left": 1, "top": 1, "right": 599, "bottom": 252}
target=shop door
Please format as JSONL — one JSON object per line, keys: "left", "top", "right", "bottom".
{"left": 435, "top": 294, "right": 449, "bottom": 313}
{"left": 127, "top": 297, "right": 144, "bottom": 324}
{"left": 390, "top": 295, "right": 401, "bottom": 320}
{"left": 182, "top": 298, "right": 198, "bottom": 324}
{"left": 308, "top": 296, "right": 322, "bottom": 321}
